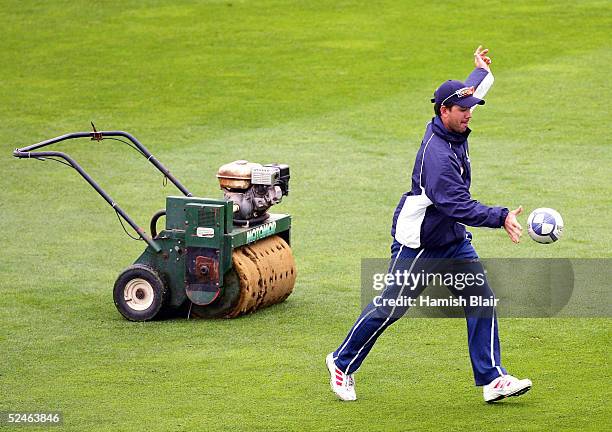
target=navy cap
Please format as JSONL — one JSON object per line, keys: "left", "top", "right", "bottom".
{"left": 431, "top": 80, "right": 485, "bottom": 108}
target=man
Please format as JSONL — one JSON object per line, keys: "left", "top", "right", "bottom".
{"left": 326, "top": 46, "right": 532, "bottom": 403}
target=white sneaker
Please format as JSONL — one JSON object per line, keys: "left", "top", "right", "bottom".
{"left": 483, "top": 374, "right": 532, "bottom": 403}
{"left": 326, "top": 353, "right": 357, "bottom": 401}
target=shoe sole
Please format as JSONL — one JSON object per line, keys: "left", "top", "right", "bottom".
{"left": 486, "top": 384, "right": 532, "bottom": 403}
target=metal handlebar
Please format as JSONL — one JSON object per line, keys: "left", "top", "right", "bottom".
{"left": 13, "top": 130, "right": 194, "bottom": 253}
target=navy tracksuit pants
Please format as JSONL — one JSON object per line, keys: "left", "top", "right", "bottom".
{"left": 333, "top": 237, "right": 506, "bottom": 386}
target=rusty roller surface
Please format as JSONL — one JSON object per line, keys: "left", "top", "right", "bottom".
{"left": 225, "top": 235, "right": 296, "bottom": 318}
{"left": 189, "top": 235, "right": 296, "bottom": 319}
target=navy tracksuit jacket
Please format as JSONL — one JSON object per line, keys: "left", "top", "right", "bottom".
{"left": 333, "top": 68, "right": 509, "bottom": 385}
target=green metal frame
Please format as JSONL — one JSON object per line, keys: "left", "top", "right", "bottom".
{"left": 135, "top": 196, "right": 291, "bottom": 308}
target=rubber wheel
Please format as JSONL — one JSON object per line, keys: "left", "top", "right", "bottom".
{"left": 113, "top": 264, "right": 167, "bottom": 321}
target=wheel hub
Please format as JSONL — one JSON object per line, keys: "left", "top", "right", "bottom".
{"left": 124, "top": 278, "right": 154, "bottom": 311}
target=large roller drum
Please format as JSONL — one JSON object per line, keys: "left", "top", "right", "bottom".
{"left": 190, "top": 235, "right": 296, "bottom": 319}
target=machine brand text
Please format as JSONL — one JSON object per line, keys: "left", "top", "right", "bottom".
{"left": 246, "top": 221, "right": 277, "bottom": 243}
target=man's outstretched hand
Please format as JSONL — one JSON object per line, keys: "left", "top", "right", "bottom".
{"left": 474, "top": 45, "right": 492, "bottom": 72}
{"left": 504, "top": 206, "right": 523, "bottom": 243}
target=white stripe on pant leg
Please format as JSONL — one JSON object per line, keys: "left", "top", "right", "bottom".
{"left": 344, "top": 248, "right": 425, "bottom": 374}
{"left": 334, "top": 245, "right": 405, "bottom": 361}
{"left": 490, "top": 306, "right": 504, "bottom": 376}
{"left": 389, "top": 245, "right": 404, "bottom": 276}
{"left": 380, "top": 245, "right": 404, "bottom": 298}
{"left": 333, "top": 308, "right": 376, "bottom": 361}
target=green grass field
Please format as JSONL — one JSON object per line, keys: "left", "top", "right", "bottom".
{"left": 1, "top": 1, "right": 611, "bottom": 430}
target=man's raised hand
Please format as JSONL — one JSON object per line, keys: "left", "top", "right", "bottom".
{"left": 474, "top": 45, "right": 492, "bottom": 71}
{"left": 504, "top": 206, "right": 523, "bottom": 243}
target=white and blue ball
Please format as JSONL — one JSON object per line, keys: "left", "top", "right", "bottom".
{"left": 527, "top": 208, "right": 564, "bottom": 244}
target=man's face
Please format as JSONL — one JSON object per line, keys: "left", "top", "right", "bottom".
{"left": 441, "top": 105, "right": 472, "bottom": 133}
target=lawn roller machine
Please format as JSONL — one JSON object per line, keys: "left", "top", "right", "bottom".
{"left": 13, "top": 128, "right": 296, "bottom": 321}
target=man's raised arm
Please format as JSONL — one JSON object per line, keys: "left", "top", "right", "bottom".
{"left": 467, "top": 45, "right": 494, "bottom": 110}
